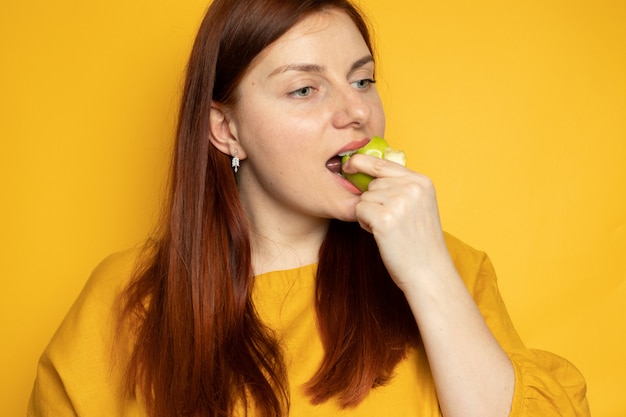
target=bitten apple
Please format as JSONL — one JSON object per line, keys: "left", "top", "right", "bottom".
{"left": 341, "top": 136, "right": 406, "bottom": 192}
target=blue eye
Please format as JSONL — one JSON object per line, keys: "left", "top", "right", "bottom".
{"left": 290, "top": 86, "right": 313, "bottom": 97}
{"left": 352, "top": 78, "right": 376, "bottom": 89}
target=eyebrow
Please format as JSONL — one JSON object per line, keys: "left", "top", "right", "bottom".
{"left": 268, "top": 54, "right": 374, "bottom": 77}
{"left": 349, "top": 55, "right": 375, "bottom": 73}
{"left": 269, "top": 63, "right": 325, "bottom": 76}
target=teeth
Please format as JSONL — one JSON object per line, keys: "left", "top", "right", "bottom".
{"left": 338, "top": 150, "right": 356, "bottom": 157}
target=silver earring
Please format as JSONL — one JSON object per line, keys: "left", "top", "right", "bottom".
{"left": 231, "top": 150, "right": 240, "bottom": 174}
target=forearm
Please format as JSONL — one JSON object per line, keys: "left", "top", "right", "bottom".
{"left": 348, "top": 160, "right": 515, "bottom": 415}
{"left": 403, "top": 260, "right": 515, "bottom": 417}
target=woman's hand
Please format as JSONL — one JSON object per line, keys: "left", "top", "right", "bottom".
{"left": 341, "top": 153, "right": 454, "bottom": 293}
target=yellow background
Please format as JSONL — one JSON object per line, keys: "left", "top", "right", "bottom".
{"left": 1, "top": 0, "right": 624, "bottom": 416}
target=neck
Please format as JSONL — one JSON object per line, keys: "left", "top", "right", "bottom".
{"left": 242, "top": 202, "right": 329, "bottom": 276}
{"left": 236, "top": 169, "right": 332, "bottom": 275}
{"left": 247, "top": 217, "right": 329, "bottom": 275}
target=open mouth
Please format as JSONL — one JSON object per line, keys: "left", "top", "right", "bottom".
{"left": 325, "top": 155, "right": 343, "bottom": 175}
{"left": 326, "top": 148, "right": 360, "bottom": 176}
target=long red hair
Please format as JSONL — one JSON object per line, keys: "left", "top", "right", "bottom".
{"left": 121, "top": 1, "right": 419, "bottom": 416}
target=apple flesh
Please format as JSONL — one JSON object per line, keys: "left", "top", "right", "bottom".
{"left": 341, "top": 136, "right": 406, "bottom": 192}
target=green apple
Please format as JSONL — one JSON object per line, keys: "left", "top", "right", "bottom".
{"left": 341, "top": 136, "right": 406, "bottom": 192}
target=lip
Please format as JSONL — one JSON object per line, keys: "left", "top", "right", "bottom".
{"left": 325, "top": 137, "right": 371, "bottom": 194}
{"left": 336, "top": 138, "right": 371, "bottom": 157}
{"left": 331, "top": 170, "right": 363, "bottom": 195}
{"left": 325, "top": 137, "right": 370, "bottom": 173}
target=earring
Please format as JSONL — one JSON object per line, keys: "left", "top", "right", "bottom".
{"left": 231, "top": 150, "right": 240, "bottom": 174}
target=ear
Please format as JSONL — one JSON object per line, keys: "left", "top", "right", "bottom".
{"left": 208, "top": 102, "right": 247, "bottom": 159}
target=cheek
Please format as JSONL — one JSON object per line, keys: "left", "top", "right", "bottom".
{"left": 240, "top": 110, "right": 320, "bottom": 156}
{"left": 370, "top": 97, "right": 386, "bottom": 132}
{"left": 234, "top": 101, "right": 282, "bottom": 152}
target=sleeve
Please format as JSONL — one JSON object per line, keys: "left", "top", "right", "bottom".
{"left": 27, "top": 249, "right": 143, "bottom": 417}
{"left": 445, "top": 234, "right": 591, "bottom": 417}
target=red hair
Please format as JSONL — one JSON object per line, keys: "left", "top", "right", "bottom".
{"left": 120, "top": 1, "right": 418, "bottom": 416}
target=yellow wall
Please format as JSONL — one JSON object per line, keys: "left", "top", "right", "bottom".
{"left": 1, "top": 0, "right": 624, "bottom": 415}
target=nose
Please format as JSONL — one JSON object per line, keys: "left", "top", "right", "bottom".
{"left": 331, "top": 85, "right": 371, "bottom": 129}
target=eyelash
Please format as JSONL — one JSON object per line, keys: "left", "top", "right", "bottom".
{"left": 352, "top": 78, "right": 376, "bottom": 89}
{"left": 289, "top": 86, "right": 315, "bottom": 98}
{"left": 288, "top": 78, "right": 377, "bottom": 98}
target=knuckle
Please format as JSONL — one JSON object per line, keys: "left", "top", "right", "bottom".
{"left": 370, "top": 157, "right": 388, "bottom": 176}
{"left": 377, "top": 210, "right": 396, "bottom": 229}
{"left": 406, "top": 175, "right": 436, "bottom": 199}
{"left": 405, "top": 182, "right": 422, "bottom": 197}
{"left": 420, "top": 175, "right": 435, "bottom": 190}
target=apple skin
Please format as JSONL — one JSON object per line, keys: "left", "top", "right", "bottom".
{"left": 341, "top": 136, "right": 406, "bottom": 192}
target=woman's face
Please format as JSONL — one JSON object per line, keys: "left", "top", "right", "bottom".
{"left": 229, "top": 9, "right": 385, "bottom": 224}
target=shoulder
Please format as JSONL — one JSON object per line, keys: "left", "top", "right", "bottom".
{"left": 443, "top": 232, "right": 489, "bottom": 270}
{"left": 29, "top": 245, "right": 149, "bottom": 416}
{"left": 74, "top": 244, "right": 150, "bottom": 311}
{"left": 46, "top": 245, "right": 147, "bottom": 349}
{"left": 87, "top": 246, "right": 145, "bottom": 291}
{"left": 443, "top": 232, "right": 497, "bottom": 293}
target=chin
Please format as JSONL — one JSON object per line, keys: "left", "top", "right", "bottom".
{"left": 329, "top": 202, "right": 359, "bottom": 223}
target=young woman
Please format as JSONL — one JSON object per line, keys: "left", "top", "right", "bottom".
{"left": 28, "top": 0, "right": 590, "bottom": 416}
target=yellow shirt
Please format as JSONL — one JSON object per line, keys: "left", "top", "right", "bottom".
{"left": 28, "top": 234, "right": 590, "bottom": 416}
